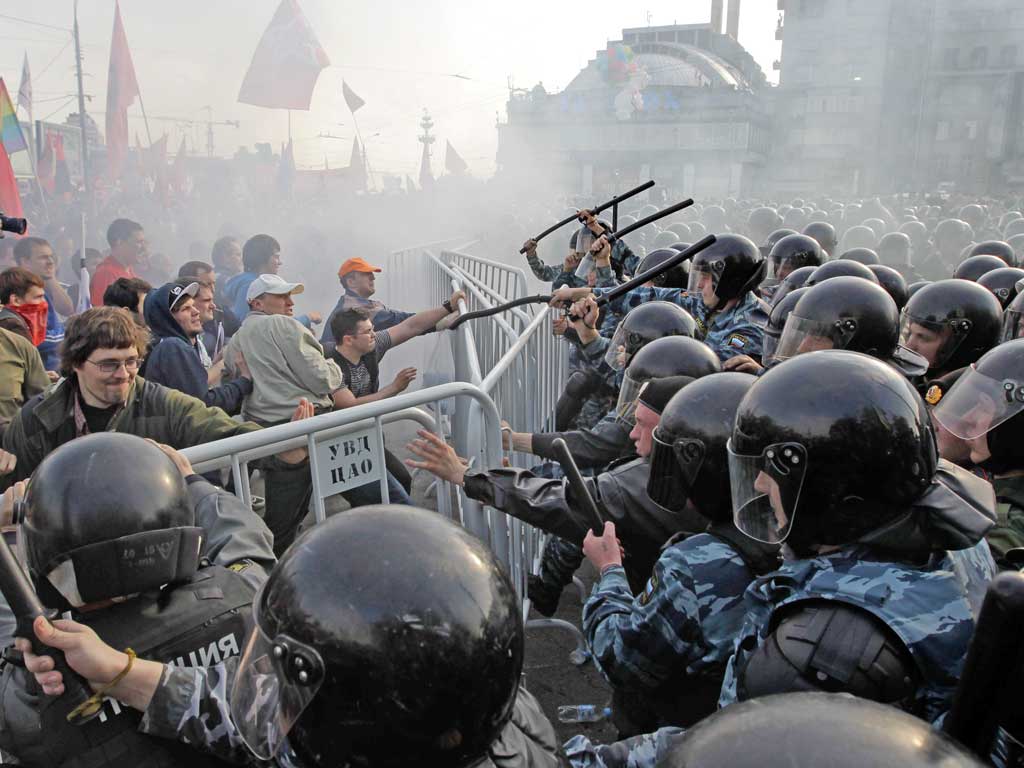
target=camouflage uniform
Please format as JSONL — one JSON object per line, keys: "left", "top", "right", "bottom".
{"left": 986, "top": 474, "right": 1024, "bottom": 570}
{"left": 719, "top": 544, "right": 988, "bottom": 724}
{"left": 525, "top": 251, "right": 584, "bottom": 290}
{"left": 139, "top": 661, "right": 563, "bottom": 767}
{"left": 594, "top": 286, "right": 769, "bottom": 362}
{"left": 583, "top": 534, "right": 760, "bottom": 732}
{"left": 564, "top": 726, "right": 683, "bottom": 768}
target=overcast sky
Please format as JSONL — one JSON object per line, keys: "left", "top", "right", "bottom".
{"left": 1, "top": 1, "right": 779, "bottom": 178}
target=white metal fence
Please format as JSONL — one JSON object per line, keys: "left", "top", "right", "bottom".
{"left": 183, "top": 238, "right": 585, "bottom": 657}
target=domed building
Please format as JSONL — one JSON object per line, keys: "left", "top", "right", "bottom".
{"left": 497, "top": 21, "right": 772, "bottom": 199}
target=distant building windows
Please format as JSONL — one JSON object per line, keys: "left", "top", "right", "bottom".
{"left": 935, "top": 121, "right": 950, "bottom": 141}
{"left": 1000, "top": 45, "right": 1017, "bottom": 68}
{"left": 970, "top": 46, "right": 988, "bottom": 69}
{"left": 944, "top": 48, "right": 959, "bottom": 69}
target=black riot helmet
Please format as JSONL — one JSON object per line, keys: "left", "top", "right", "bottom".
{"left": 899, "top": 279, "right": 1002, "bottom": 377}
{"left": 773, "top": 277, "right": 900, "bottom": 362}
{"left": 1005, "top": 218, "right": 1024, "bottom": 240}
{"left": 977, "top": 266, "right": 1024, "bottom": 309}
{"left": 22, "top": 433, "right": 199, "bottom": 608}
{"left": 959, "top": 203, "right": 986, "bottom": 232}
{"left": 763, "top": 286, "right": 810, "bottom": 365}
{"left": 803, "top": 259, "right": 880, "bottom": 288}
{"left": 969, "top": 240, "right": 1017, "bottom": 267}
{"left": 729, "top": 351, "right": 937, "bottom": 555}
{"left": 603, "top": 301, "right": 697, "bottom": 373}
{"left": 898, "top": 220, "right": 929, "bottom": 253}
{"left": 653, "top": 230, "right": 680, "bottom": 250}
{"left": 769, "top": 266, "right": 816, "bottom": 309}
{"left": 760, "top": 227, "right": 797, "bottom": 259}
{"left": 616, "top": 335, "right": 721, "bottom": 424}
{"left": 231, "top": 506, "right": 523, "bottom": 767}
{"left": 636, "top": 247, "right": 689, "bottom": 288}
{"left": 767, "top": 234, "right": 822, "bottom": 282}
{"left": 801, "top": 221, "right": 837, "bottom": 256}
{"left": 907, "top": 280, "right": 931, "bottom": 299}
{"left": 933, "top": 339, "right": 1024, "bottom": 475}
{"left": 686, "top": 234, "right": 766, "bottom": 305}
{"left": 866, "top": 264, "right": 910, "bottom": 310}
{"left": 877, "top": 231, "right": 913, "bottom": 267}
{"left": 839, "top": 225, "right": 877, "bottom": 251}
{"left": 648, "top": 372, "right": 756, "bottom": 521}
{"left": 658, "top": 693, "right": 986, "bottom": 768}
{"left": 838, "top": 247, "right": 880, "bottom": 265}
{"left": 954, "top": 254, "right": 1006, "bottom": 282}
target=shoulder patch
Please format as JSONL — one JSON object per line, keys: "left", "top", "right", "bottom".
{"left": 726, "top": 333, "right": 748, "bottom": 349}
{"left": 637, "top": 571, "right": 660, "bottom": 606}
{"left": 925, "top": 385, "right": 943, "bottom": 406}
{"left": 227, "top": 560, "right": 254, "bottom": 573}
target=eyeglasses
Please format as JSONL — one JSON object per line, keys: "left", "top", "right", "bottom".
{"left": 84, "top": 357, "right": 141, "bottom": 373}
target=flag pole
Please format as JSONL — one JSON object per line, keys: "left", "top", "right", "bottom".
{"left": 73, "top": 0, "right": 92, "bottom": 220}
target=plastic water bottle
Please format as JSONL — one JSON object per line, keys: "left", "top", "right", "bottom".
{"left": 557, "top": 704, "right": 612, "bottom": 723}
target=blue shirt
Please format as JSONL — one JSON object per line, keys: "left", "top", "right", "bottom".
{"left": 38, "top": 289, "right": 64, "bottom": 371}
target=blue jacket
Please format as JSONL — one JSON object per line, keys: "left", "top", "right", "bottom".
{"left": 224, "top": 271, "right": 312, "bottom": 329}
{"left": 140, "top": 283, "right": 252, "bottom": 415}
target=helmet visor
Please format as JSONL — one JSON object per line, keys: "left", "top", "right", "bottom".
{"left": 762, "top": 329, "right": 781, "bottom": 365}
{"left": 898, "top": 310, "right": 968, "bottom": 370}
{"left": 615, "top": 374, "right": 647, "bottom": 425}
{"left": 603, "top": 323, "right": 642, "bottom": 373}
{"left": 647, "top": 431, "right": 705, "bottom": 511}
{"left": 1001, "top": 309, "right": 1024, "bottom": 343}
{"left": 727, "top": 439, "right": 808, "bottom": 544}
{"left": 576, "top": 225, "right": 597, "bottom": 258}
{"left": 231, "top": 616, "right": 325, "bottom": 760}
{"left": 932, "top": 367, "right": 1024, "bottom": 441}
{"left": 773, "top": 314, "right": 849, "bottom": 362}
{"left": 686, "top": 260, "right": 722, "bottom": 299}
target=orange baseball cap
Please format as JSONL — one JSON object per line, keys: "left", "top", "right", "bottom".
{"left": 338, "top": 257, "right": 383, "bottom": 278}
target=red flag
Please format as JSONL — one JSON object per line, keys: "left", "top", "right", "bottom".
{"left": 105, "top": 2, "right": 140, "bottom": 181}
{"left": 53, "top": 133, "right": 71, "bottom": 197}
{"left": 238, "top": 0, "right": 330, "bottom": 110}
{"left": 0, "top": 141, "right": 23, "bottom": 219}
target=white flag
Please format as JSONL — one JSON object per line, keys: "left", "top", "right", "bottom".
{"left": 17, "top": 53, "right": 31, "bottom": 119}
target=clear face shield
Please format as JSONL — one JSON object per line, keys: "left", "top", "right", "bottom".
{"left": 898, "top": 311, "right": 969, "bottom": 370}
{"left": 230, "top": 601, "right": 326, "bottom": 761}
{"left": 727, "top": 439, "right": 808, "bottom": 544}
{"left": 773, "top": 315, "right": 857, "bottom": 362}
{"left": 574, "top": 225, "right": 598, "bottom": 280}
{"left": 762, "top": 329, "right": 782, "bottom": 366}
{"left": 646, "top": 431, "right": 706, "bottom": 511}
{"left": 686, "top": 259, "right": 724, "bottom": 302}
{"left": 615, "top": 376, "right": 648, "bottom": 425}
{"left": 932, "top": 367, "right": 1024, "bottom": 442}
{"left": 603, "top": 325, "right": 645, "bottom": 373}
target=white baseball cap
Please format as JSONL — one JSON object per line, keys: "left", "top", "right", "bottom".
{"left": 247, "top": 274, "right": 305, "bottom": 304}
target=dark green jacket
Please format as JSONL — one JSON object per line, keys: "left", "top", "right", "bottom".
{"left": 1, "top": 375, "right": 258, "bottom": 487}
{"left": 989, "top": 472, "right": 1024, "bottom": 570}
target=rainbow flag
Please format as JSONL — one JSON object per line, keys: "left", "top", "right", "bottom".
{"left": 0, "top": 78, "right": 27, "bottom": 154}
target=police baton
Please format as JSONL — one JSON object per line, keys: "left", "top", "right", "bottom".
{"left": 0, "top": 529, "right": 98, "bottom": 724}
{"left": 449, "top": 211, "right": 713, "bottom": 331}
{"left": 550, "top": 438, "right": 604, "bottom": 536}
{"left": 943, "top": 570, "right": 1024, "bottom": 757}
{"left": 519, "top": 180, "right": 656, "bottom": 254}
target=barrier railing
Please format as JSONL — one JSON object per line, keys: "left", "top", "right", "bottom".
{"left": 442, "top": 250, "right": 531, "bottom": 308}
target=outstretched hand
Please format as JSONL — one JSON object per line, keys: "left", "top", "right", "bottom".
{"left": 583, "top": 521, "right": 624, "bottom": 572}
{"left": 405, "top": 429, "right": 469, "bottom": 487}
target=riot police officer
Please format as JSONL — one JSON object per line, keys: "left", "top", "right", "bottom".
{"left": 1, "top": 433, "right": 265, "bottom": 768}
{"left": 899, "top": 279, "right": 1002, "bottom": 384}
{"left": 802, "top": 221, "right": 838, "bottom": 257}
{"left": 803, "top": 258, "right": 879, "bottom": 287}
{"left": 763, "top": 234, "right": 822, "bottom": 301}
{"left": 17, "top": 506, "right": 562, "bottom": 767}
{"left": 933, "top": 339, "right": 1024, "bottom": 569}
{"left": 580, "top": 373, "right": 778, "bottom": 736}
{"left": 721, "top": 351, "right": 995, "bottom": 722}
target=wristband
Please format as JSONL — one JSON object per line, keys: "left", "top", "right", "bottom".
{"left": 442, "top": 300, "right": 453, "bottom": 313}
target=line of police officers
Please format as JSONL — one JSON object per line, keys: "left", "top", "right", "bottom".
{"left": 5, "top": 196, "right": 1024, "bottom": 767}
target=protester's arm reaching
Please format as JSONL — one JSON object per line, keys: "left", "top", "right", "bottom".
{"left": 386, "top": 290, "right": 466, "bottom": 345}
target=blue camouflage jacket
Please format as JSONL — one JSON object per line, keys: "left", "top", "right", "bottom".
{"left": 719, "top": 544, "right": 988, "bottom": 724}
{"left": 583, "top": 534, "right": 756, "bottom": 720}
{"left": 594, "top": 286, "right": 768, "bottom": 361}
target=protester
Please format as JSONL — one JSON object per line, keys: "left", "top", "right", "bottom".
{"left": 13, "top": 237, "right": 72, "bottom": 370}
{"left": 0, "top": 326, "right": 49, "bottom": 433}
{"left": 102, "top": 276, "right": 152, "bottom": 328}
{"left": 90, "top": 218, "right": 147, "bottom": 306}
{"left": 0, "top": 267, "right": 49, "bottom": 353}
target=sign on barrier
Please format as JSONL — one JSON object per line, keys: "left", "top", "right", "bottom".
{"left": 315, "top": 428, "right": 382, "bottom": 495}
